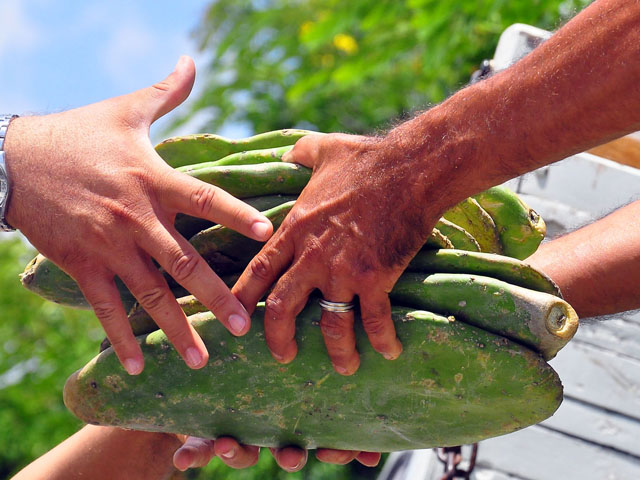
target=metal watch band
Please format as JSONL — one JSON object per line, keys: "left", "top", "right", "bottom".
{"left": 0, "top": 114, "right": 19, "bottom": 232}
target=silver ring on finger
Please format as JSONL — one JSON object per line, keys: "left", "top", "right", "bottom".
{"left": 319, "top": 298, "right": 355, "bottom": 313}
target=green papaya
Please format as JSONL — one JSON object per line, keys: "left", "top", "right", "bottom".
{"left": 64, "top": 303, "right": 563, "bottom": 452}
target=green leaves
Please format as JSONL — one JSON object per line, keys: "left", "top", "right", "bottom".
{"left": 175, "top": 0, "right": 590, "bottom": 136}
{"left": 0, "top": 238, "right": 100, "bottom": 477}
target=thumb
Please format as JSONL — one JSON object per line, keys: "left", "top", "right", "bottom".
{"left": 133, "top": 55, "right": 196, "bottom": 125}
{"left": 281, "top": 134, "right": 323, "bottom": 167}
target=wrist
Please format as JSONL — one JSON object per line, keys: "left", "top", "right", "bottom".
{"left": 0, "top": 114, "right": 20, "bottom": 231}
{"left": 382, "top": 98, "right": 493, "bottom": 213}
{"left": 2, "top": 115, "right": 42, "bottom": 230}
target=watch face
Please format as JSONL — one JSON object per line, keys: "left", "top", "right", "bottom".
{"left": 0, "top": 167, "right": 7, "bottom": 209}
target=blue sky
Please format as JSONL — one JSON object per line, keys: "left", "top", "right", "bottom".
{"left": 0, "top": 0, "right": 228, "bottom": 143}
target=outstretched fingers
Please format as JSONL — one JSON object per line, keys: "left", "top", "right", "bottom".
{"left": 116, "top": 255, "right": 209, "bottom": 370}
{"left": 233, "top": 233, "right": 296, "bottom": 315}
{"left": 138, "top": 222, "right": 252, "bottom": 337}
{"left": 160, "top": 171, "right": 273, "bottom": 242}
{"left": 77, "top": 269, "right": 144, "bottom": 375}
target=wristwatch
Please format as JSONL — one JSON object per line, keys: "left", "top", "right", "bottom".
{"left": 0, "top": 114, "right": 18, "bottom": 232}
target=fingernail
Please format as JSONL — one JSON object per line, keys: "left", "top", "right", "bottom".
{"left": 186, "top": 347, "right": 204, "bottom": 368}
{"left": 281, "top": 151, "right": 292, "bottom": 163}
{"left": 272, "top": 351, "right": 285, "bottom": 362}
{"left": 251, "top": 220, "right": 272, "bottom": 240}
{"left": 124, "top": 358, "right": 143, "bottom": 375}
{"left": 175, "top": 55, "right": 188, "bottom": 70}
{"left": 228, "top": 314, "right": 248, "bottom": 335}
{"left": 292, "top": 457, "right": 306, "bottom": 471}
{"left": 332, "top": 364, "right": 348, "bottom": 375}
{"left": 219, "top": 447, "right": 236, "bottom": 459}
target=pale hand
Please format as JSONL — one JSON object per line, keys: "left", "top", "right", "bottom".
{"left": 4, "top": 56, "right": 273, "bottom": 375}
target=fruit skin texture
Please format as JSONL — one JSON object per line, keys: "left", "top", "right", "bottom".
{"left": 407, "top": 249, "right": 562, "bottom": 297}
{"left": 391, "top": 272, "right": 578, "bottom": 360}
{"left": 20, "top": 254, "right": 136, "bottom": 311}
{"left": 435, "top": 218, "right": 481, "bottom": 252}
{"left": 186, "top": 163, "right": 312, "bottom": 198}
{"left": 473, "top": 186, "right": 546, "bottom": 260}
{"left": 177, "top": 145, "right": 293, "bottom": 172}
{"left": 64, "top": 304, "right": 563, "bottom": 452}
{"left": 442, "top": 198, "right": 503, "bottom": 254}
{"left": 188, "top": 201, "right": 295, "bottom": 273}
{"left": 111, "top": 267, "right": 576, "bottom": 361}
{"left": 156, "top": 129, "right": 315, "bottom": 168}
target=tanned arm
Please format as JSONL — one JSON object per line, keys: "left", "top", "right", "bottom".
{"left": 527, "top": 200, "right": 640, "bottom": 319}
{"left": 233, "top": 0, "right": 640, "bottom": 374}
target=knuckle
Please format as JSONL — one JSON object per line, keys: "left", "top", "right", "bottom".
{"left": 152, "top": 80, "right": 171, "bottom": 94}
{"left": 321, "top": 314, "right": 350, "bottom": 340}
{"left": 248, "top": 253, "right": 274, "bottom": 282}
{"left": 136, "top": 286, "right": 167, "bottom": 311}
{"left": 91, "top": 301, "right": 120, "bottom": 323}
{"left": 301, "top": 235, "right": 324, "bottom": 263}
{"left": 265, "top": 295, "right": 289, "bottom": 321}
{"left": 190, "top": 184, "right": 218, "bottom": 218}
{"left": 108, "top": 335, "right": 131, "bottom": 354}
{"left": 169, "top": 251, "right": 200, "bottom": 283}
{"left": 362, "top": 315, "right": 390, "bottom": 338}
{"left": 201, "top": 288, "right": 231, "bottom": 312}
{"left": 161, "top": 323, "right": 191, "bottom": 346}
{"left": 327, "top": 343, "right": 353, "bottom": 357}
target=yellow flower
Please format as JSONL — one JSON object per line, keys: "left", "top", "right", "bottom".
{"left": 321, "top": 54, "right": 335, "bottom": 67}
{"left": 333, "top": 33, "right": 358, "bottom": 54}
{"left": 299, "top": 21, "right": 314, "bottom": 37}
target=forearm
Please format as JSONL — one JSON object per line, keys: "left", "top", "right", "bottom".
{"left": 386, "top": 0, "right": 640, "bottom": 208}
{"left": 526, "top": 200, "right": 640, "bottom": 319}
{"left": 12, "top": 425, "right": 182, "bottom": 480}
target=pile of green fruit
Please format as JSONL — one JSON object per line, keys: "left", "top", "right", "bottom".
{"left": 21, "top": 129, "right": 579, "bottom": 452}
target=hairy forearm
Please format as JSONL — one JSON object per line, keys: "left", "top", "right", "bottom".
{"left": 526, "top": 200, "right": 640, "bottom": 319}
{"left": 12, "top": 426, "right": 181, "bottom": 480}
{"left": 386, "top": 0, "right": 640, "bottom": 208}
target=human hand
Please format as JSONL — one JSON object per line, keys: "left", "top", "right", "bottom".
{"left": 233, "top": 133, "right": 445, "bottom": 374}
{"left": 173, "top": 435, "right": 380, "bottom": 472}
{"left": 3, "top": 56, "right": 273, "bottom": 375}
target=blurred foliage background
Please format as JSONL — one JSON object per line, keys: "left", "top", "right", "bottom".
{"left": 2, "top": 0, "right": 590, "bottom": 478}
